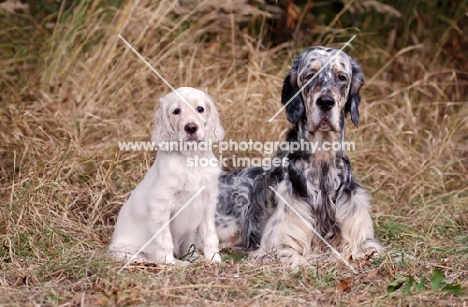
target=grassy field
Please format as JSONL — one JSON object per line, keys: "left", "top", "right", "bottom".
{"left": 1, "top": 0, "right": 467, "bottom": 305}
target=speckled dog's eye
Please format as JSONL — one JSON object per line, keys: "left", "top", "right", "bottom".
{"left": 338, "top": 74, "right": 347, "bottom": 81}
{"left": 173, "top": 108, "right": 181, "bottom": 115}
{"left": 305, "top": 73, "right": 314, "bottom": 80}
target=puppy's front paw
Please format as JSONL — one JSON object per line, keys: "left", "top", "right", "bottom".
{"left": 109, "top": 248, "right": 148, "bottom": 263}
{"left": 204, "top": 251, "right": 221, "bottom": 262}
{"left": 212, "top": 253, "right": 222, "bottom": 262}
{"left": 153, "top": 254, "right": 176, "bottom": 265}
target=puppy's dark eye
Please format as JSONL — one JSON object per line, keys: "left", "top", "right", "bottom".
{"left": 173, "top": 108, "right": 181, "bottom": 115}
{"left": 338, "top": 74, "right": 347, "bottom": 81}
{"left": 196, "top": 106, "right": 204, "bottom": 113}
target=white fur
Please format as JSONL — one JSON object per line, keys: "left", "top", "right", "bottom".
{"left": 110, "top": 87, "right": 224, "bottom": 264}
{"left": 337, "top": 187, "right": 383, "bottom": 259}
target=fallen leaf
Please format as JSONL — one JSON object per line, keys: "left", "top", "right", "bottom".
{"left": 442, "top": 284, "right": 464, "bottom": 296}
{"left": 431, "top": 269, "right": 444, "bottom": 291}
{"left": 366, "top": 269, "right": 379, "bottom": 279}
{"left": 336, "top": 278, "right": 352, "bottom": 292}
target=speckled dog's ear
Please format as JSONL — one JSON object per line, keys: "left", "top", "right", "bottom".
{"left": 282, "top": 57, "right": 305, "bottom": 124}
{"left": 344, "top": 58, "right": 364, "bottom": 128}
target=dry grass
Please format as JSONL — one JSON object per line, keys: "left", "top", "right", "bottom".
{"left": 1, "top": 0, "right": 467, "bottom": 305}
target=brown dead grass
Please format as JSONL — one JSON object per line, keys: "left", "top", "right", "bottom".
{"left": 0, "top": 0, "right": 467, "bottom": 305}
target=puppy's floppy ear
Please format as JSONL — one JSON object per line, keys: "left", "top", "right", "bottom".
{"left": 344, "top": 58, "right": 364, "bottom": 127}
{"left": 282, "top": 63, "right": 305, "bottom": 124}
{"left": 151, "top": 98, "right": 176, "bottom": 145}
{"left": 203, "top": 94, "right": 225, "bottom": 142}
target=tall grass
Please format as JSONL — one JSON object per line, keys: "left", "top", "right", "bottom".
{"left": 0, "top": 0, "right": 467, "bottom": 305}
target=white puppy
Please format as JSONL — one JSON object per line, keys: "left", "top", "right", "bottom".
{"left": 110, "top": 87, "right": 225, "bottom": 264}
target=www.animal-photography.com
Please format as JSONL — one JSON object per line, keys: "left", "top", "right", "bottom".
{"left": 1, "top": 0, "right": 467, "bottom": 306}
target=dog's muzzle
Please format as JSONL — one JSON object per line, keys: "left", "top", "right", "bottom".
{"left": 315, "top": 95, "right": 335, "bottom": 131}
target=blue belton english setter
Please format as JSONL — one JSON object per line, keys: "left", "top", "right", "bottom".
{"left": 216, "top": 46, "right": 383, "bottom": 266}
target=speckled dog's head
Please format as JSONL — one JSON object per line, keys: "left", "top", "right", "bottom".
{"left": 281, "top": 46, "right": 364, "bottom": 133}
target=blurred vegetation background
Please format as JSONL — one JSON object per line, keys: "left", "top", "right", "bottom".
{"left": 1, "top": 0, "right": 467, "bottom": 101}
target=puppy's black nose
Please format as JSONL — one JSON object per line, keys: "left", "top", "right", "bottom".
{"left": 317, "top": 96, "right": 335, "bottom": 111}
{"left": 184, "top": 123, "right": 198, "bottom": 134}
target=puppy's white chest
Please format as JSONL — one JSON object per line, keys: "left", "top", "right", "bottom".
{"left": 170, "top": 190, "right": 204, "bottom": 230}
